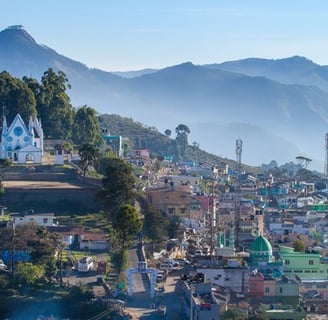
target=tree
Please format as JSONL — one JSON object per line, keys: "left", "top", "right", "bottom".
{"left": 175, "top": 123, "right": 190, "bottom": 156}
{"left": 37, "top": 68, "right": 74, "bottom": 139}
{"left": 15, "top": 262, "right": 44, "bottom": 286}
{"left": 221, "top": 308, "right": 246, "bottom": 320}
{"left": 0, "top": 71, "right": 37, "bottom": 123}
{"left": 113, "top": 204, "right": 142, "bottom": 248}
{"left": 98, "top": 158, "right": 136, "bottom": 222}
{"left": 293, "top": 239, "right": 306, "bottom": 252}
{"left": 140, "top": 196, "right": 166, "bottom": 243}
{"left": 73, "top": 105, "right": 103, "bottom": 146}
{"left": 192, "top": 141, "right": 200, "bottom": 149}
{"left": 78, "top": 144, "right": 99, "bottom": 179}
{"left": 164, "top": 129, "right": 172, "bottom": 138}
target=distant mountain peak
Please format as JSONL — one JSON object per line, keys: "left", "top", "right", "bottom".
{"left": 0, "top": 25, "right": 37, "bottom": 45}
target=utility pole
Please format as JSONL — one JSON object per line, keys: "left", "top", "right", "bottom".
{"left": 210, "top": 165, "right": 218, "bottom": 262}
{"left": 235, "top": 139, "right": 242, "bottom": 251}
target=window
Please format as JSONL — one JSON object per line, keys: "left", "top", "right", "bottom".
{"left": 285, "top": 260, "right": 290, "bottom": 265}
{"left": 180, "top": 208, "right": 186, "bottom": 214}
{"left": 279, "top": 287, "right": 283, "bottom": 293}
{"left": 265, "top": 287, "right": 270, "bottom": 293}
{"left": 168, "top": 208, "right": 175, "bottom": 214}
{"left": 309, "top": 260, "right": 314, "bottom": 265}
{"left": 43, "top": 218, "right": 48, "bottom": 224}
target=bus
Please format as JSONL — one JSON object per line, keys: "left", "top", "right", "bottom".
{"left": 78, "top": 256, "right": 94, "bottom": 272}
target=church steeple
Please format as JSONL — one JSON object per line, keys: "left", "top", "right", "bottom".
{"left": 2, "top": 115, "right": 7, "bottom": 135}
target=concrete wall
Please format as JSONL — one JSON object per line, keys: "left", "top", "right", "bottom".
{"left": 4, "top": 188, "right": 99, "bottom": 213}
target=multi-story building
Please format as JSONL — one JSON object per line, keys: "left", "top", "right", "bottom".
{"left": 280, "top": 246, "right": 328, "bottom": 280}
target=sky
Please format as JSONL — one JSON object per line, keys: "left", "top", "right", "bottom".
{"left": 1, "top": 0, "right": 328, "bottom": 71}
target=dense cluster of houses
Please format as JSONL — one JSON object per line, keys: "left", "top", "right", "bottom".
{"left": 143, "top": 159, "right": 328, "bottom": 317}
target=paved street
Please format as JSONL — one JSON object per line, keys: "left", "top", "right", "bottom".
{"left": 124, "top": 246, "right": 186, "bottom": 319}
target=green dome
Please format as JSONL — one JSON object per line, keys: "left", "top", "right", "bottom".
{"left": 250, "top": 235, "right": 272, "bottom": 254}
{"left": 249, "top": 235, "right": 273, "bottom": 265}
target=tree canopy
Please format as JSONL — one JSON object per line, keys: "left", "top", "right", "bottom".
{"left": 113, "top": 204, "right": 142, "bottom": 248}
{"left": 73, "top": 105, "right": 103, "bottom": 146}
{"left": 98, "top": 157, "right": 136, "bottom": 222}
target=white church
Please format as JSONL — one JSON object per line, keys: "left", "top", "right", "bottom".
{"left": 0, "top": 114, "right": 44, "bottom": 164}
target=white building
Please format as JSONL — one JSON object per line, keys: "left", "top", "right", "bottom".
{"left": 0, "top": 114, "right": 43, "bottom": 163}
{"left": 10, "top": 211, "right": 56, "bottom": 227}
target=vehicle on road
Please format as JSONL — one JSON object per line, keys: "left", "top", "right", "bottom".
{"left": 78, "top": 256, "right": 94, "bottom": 272}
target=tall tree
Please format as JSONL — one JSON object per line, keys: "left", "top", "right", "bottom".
{"left": 113, "top": 204, "right": 142, "bottom": 248}
{"left": 78, "top": 144, "right": 99, "bottom": 179}
{"left": 175, "top": 123, "right": 190, "bottom": 155}
{"left": 37, "top": 68, "right": 74, "bottom": 139}
{"left": 164, "top": 129, "right": 172, "bottom": 138}
{"left": 98, "top": 158, "right": 136, "bottom": 222}
{"left": 73, "top": 105, "right": 103, "bottom": 146}
{"left": 0, "top": 71, "right": 37, "bottom": 123}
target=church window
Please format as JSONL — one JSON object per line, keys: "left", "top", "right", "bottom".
{"left": 14, "top": 127, "right": 23, "bottom": 136}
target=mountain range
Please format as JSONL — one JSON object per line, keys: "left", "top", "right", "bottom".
{"left": 1, "top": 25, "right": 328, "bottom": 172}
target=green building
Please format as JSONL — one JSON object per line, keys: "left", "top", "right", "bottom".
{"left": 280, "top": 246, "right": 328, "bottom": 280}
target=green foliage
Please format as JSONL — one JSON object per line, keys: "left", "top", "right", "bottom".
{"left": 248, "top": 313, "right": 269, "bottom": 320}
{"left": 37, "top": 68, "right": 74, "bottom": 139}
{"left": 113, "top": 204, "right": 142, "bottom": 248}
{"left": 78, "top": 143, "right": 99, "bottom": 178}
{"left": 111, "top": 248, "right": 128, "bottom": 273}
{"left": 98, "top": 114, "right": 241, "bottom": 168}
{"left": 95, "top": 150, "right": 117, "bottom": 176}
{"left": 15, "top": 262, "right": 44, "bottom": 285}
{"left": 293, "top": 239, "right": 306, "bottom": 252}
{"left": 164, "top": 129, "right": 172, "bottom": 137}
{"left": 73, "top": 105, "right": 103, "bottom": 146}
{"left": 139, "top": 196, "right": 166, "bottom": 242}
{"left": 98, "top": 157, "right": 136, "bottom": 221}
{"left": 221, "top": 308, "right": 247, "bottom": 320}
{"left": 0, "top": 71, "right": 37, "bottom": 123}
{"left": 175, "top": 123, "right": 190, "bottom": 156}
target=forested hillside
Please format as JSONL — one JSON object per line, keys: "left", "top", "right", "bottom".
{"left": 98, "top": 114, "right": 240, "bottom": 169}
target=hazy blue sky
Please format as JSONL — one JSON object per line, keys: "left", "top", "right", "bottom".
{"left": 1, "top": 0, "right": 328, "bottom": 71}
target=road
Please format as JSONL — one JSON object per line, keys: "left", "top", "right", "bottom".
{"left": 124, "top": 245, "right": 186, "bottom": 319}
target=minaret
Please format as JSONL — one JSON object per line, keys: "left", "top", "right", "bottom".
{"left": 229, "top": 223, "right": 235, "bottom": 249}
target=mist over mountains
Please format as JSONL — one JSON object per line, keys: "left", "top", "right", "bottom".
{"left": 1, "top": 25, "right": 328, "bottom": 171}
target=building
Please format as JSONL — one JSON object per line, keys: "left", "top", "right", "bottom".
{"left": 10, "top": 211, "right": 56, "bottom": 227}
{"left": 279, "top": 246, "right": 328, "bottom": 280}
{"left": 146, "top": 187, "right": 202, "bottom": 220}
{"left": 248, "top": 233, "right": 283, "bottom": 278}
{"left": 102, "top": 130, "right": 123, "bottom": 157}
{"left": 181, "top": 278, "right": 220, "bottom": 320}
{"left": 248, "top": 272, "right": 300, "bottom": 306}
{"left": 0, "top": 114, "right": 43, "bottom": 163}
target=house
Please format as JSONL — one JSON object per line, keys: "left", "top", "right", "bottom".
{"left": 79, "top": 232, "right": 110, "bottom": 251}
{"left": 146, "top": 187, "right": 202, "bottom": 220}
{"left": 0, "top": 114, "right": 43, "bottom": 163}
{"left": 10, "top": 211, "right": 56, "bottom": 227}
{"left": 47, "top": 226, "right": 84, "bottom": 248}
{"left": 279, "top": 246, "right": 328, "bottom": 280}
